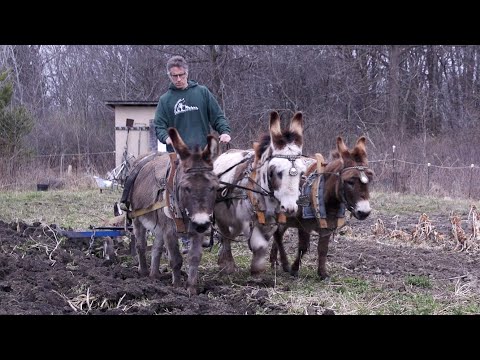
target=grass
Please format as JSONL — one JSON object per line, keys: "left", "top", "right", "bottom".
{"left": 371, "top": 191, "right": 479, "bottom": 217}
{"left": 0, "top": 188, "right": 121, "bottom": 229}
{"left": 405, "top": 275, "right": 432, "bottom": 289}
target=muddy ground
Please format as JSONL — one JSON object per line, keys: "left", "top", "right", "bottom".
{"left": 0, "top": 213, "right": 479, "bottom": 315}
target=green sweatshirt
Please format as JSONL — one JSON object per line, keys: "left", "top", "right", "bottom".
{"left": 154, "top": 80, "right": 231, "bottom": 152}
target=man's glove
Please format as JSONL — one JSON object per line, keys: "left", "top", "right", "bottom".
{"left": 219, "top": 133, "right": 231, "bottom": 143}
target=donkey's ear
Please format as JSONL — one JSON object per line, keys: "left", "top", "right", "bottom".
{"left": 202, "top": 134, "right": 219, "bottom": 163}
{"left": 168, "top": 128, "right": 190, "bottom": 160}
{"left": 269, "top": 111, "right": 281, "bottom": 138}
{"left": 252, "top": 141, "right": 261, "bottom": 167}
{"left": 336, "top": 136, "right": 349, "bottom": 157}
{"left": 289, "top": 112, "right": 303, "bottom": 136}
{"left": 352, "top": 136, "right": 367, "bottom": 163}
{"left": 355, "top": 136, "right": 366, "bottom": 153}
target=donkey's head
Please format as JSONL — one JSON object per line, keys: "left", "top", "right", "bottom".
{"left": 169, "top": 128, "right": 220, "bottom": 233}
{"left": 327, "top": 136, "right": 373, "bottom": 220}
{"left": 255, "top": 111, "right": 306, "bottom": 216}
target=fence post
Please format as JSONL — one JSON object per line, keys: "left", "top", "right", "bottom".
{"left": 392, "top": 145, "right": 396, "bottom": 192}
{"left": 60, "top": 154, "right": 64, "bottom": 179}
{"left": 427, "top": 163, "right": 431, "bottom": 193}
{"left": 469, "top": 164, "right": 474, "bottom": 198}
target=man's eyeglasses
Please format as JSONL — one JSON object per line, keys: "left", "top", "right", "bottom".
{"left": 169, "top": 72, "right": 187, "bottom": 79}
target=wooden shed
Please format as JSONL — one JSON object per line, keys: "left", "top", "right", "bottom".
{"left": 105, "top": 100, "right": 166, "bottom": 167}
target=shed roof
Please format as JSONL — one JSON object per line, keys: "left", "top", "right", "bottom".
{"left": 105, "top": 100, "right": 158, "bottom": 108}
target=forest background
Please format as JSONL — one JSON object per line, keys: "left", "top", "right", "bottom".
{"left": 1, "top": 45, "right": 479, "bottom": 197}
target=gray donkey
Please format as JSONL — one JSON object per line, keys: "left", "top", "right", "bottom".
{"left": 128, "top": 127, "right": 219, "bottom": 295}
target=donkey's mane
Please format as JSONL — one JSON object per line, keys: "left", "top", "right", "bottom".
{"left": 255, "top": 129, "right": 303, "bottom": 159}
{"left": 324, "top": 143, "right": 367, "bottom": 173}
{"left": 329, "top": 149, "right": 340, "bottom": 160}
{"left": 191, "top": 144, "right": 202, "bottom": 153}
{"left": 272, "top": 129, "right": 303, "bottom": 149}
{"left": 255, "top": 133, "right": 271, "bottom": 159}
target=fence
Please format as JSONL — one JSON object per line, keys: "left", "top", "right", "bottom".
{"left": 0, "top": 151, "right": 116, "bottom": 191}
{"left": 369, "top": 146, "right": 479, "bottom": 199}
{"left": 1, "top": 148, "right": 479, "bottom": 199}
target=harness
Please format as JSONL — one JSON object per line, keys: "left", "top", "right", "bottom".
{"left": 216, "top": 152, "right": 303, "bottom": 225}
{"left": 298, "top": 153, "right": 370, "bottom": 229}
{"left": 126, "top": 153, "right": 187, "bottom": 234}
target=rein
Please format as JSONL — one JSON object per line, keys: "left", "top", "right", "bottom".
{"left": 216, "top": 153, "right": 272, "bottom": 199}
{"left": 218, "top": 180, "right": 272, "bottom": 197}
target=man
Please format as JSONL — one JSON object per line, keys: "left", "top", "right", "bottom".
{"left": 120, "top": 56, "right": 231, "bottom": 254}
{"left": 155, "top": 55, "right": 231, "bottom": 253}
{"left": 155, "top": 55, "right": 231, "bottom": 151}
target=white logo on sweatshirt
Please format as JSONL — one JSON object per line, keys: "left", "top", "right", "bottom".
{"left": 174, "top": 98, "right": 199, "bottom": 115}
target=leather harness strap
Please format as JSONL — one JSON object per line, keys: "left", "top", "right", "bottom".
{"left": 126, "top": 152, "right": 186, "bottom": 233}
{"left": 310, "top": 153, "right": 345, "bottom": 229}
{"left": 247, "top": 167, "right": 266, "bottom": 224}
{"left": 166, "top": 152, "right": 187, "bottom": 233}
{"left": 311, "top": 153, "right": 328, "bottom": 228}
{"left": 246, "top": 165, "right": 287, "bottom": 225}
{"left": 120, "top": 151, "right": 158, "bottom": 206}
{"left": 130, "top": 198, "right": 168, "bottom": 219}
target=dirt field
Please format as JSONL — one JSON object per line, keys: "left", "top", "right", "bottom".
{"left": 1, "top": 208, "right": 480, "bottom": 315}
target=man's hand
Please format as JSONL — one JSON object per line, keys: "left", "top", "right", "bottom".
{"left": 165, "top": 137, "right": 172, "bottom": 145}
{"left": 219, "top": 134, "right": 231, "bottom": 143}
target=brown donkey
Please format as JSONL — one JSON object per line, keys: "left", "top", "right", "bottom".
{"left": 129, "top": 128, "right": 219, "bottom": 295}
{"left": 270, "top": 136, "right": 373, "bottom": 279}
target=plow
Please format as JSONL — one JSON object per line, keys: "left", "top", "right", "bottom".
{"left": 56, "top": 205, "right": 136, "bottom": 260}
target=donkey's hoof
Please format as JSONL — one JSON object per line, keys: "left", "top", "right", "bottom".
{"left": 250, "top": 267, "right": 266, "bottom": 276}
{"left": 138, "top": 269, "right": 149, "bottom": 277}
{"left": 187, "top": 286, "right": 198, "bottom": 296}
{"left": 219, "top": 263, "right": 238, "bottom": 275}
{"left": 318, "top": 273, "right": 330, "bottom": 281}
{"left": 149, "top": 272, "right": 162, "bottom": 280}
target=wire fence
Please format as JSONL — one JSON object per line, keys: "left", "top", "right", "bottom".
{"left": 0, "top": 151, "right": 116, "bottom": 190}
{"left": 369, "top": 146, "right": 479, "bottom": 199}
{"left": 0, "top": 148, "right": 479, "bottom": 199}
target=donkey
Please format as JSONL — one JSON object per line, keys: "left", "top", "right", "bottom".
{"left": 269, "top": 136, "right": 373, "bottom": 279}
{"left": 129, "top": 127, "right": 219, "bottom": 295}
{"left": 213, "top": 111, "right": 306, "bottom": 276}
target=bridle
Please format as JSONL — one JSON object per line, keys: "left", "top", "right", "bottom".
{"left": 325, "top": 164, "right": 370, "bottom": 213}
{"left": 173, "top": 165, "right": 217, "bottom": 223}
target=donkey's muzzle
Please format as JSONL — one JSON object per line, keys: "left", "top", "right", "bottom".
{"left": 192, "top": 222, "right": 211, "bottom": 234}
{"left": 355, "top": 210, "right": 371, "bottom": 220}
{"left": 352, "top": 200, "right": 371, "bottom": 220}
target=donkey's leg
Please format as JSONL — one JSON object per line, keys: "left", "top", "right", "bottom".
{"left": 271, "top": 226, "right": 291, "bottom": 273}
{"left": 270, "top": 228, "right": 283, "bottom": 269}
{"left": 317, "top": 233, "right": 330, "bottom": 280}
{"left": 149, "top": 225, "right": 165, "bottom": 280}
{"left": 186, "top": 233, "right": 203, "bottom": 296}
{"left": 269, "top": 237, "right": 279, "bottom": 268}
{"left": 250, "top": 227, "right": 270, "bottom": 275}
{"left": 164, "top": 229, "right": 183, "bottom": 287}
{"left": 291, "top": 228, "right": 310, "bottom": 277}
{"left": 216, "top": 222, "right": 238, "bottom": 274}
{"left": 133, "top": 219, "right": 148, "bottom": 277}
